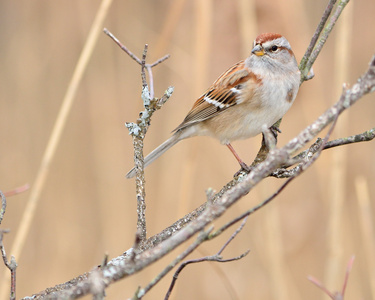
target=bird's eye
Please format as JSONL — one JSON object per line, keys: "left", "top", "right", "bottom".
{"left": 270, "top": 45, "right": 278, "bottom": 52}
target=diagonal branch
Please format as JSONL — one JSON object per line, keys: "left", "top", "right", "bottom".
{"left": 300, "top": 0, "right": 337, "bottom": 73}
{"left": 308, "top": 255, "right": 355, "bottom": 299}
{"left": 300, "top": 0, "right": 350, "bottom": 81}
{"left": 24, "top": 53, "right": 375, "bottom": 300}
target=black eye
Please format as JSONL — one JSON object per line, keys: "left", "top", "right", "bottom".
{"left": 270, "top": 45, "right": 278, "bottom": 52}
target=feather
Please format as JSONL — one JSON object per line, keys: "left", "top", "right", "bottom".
{"left": 173, "top": 61, "right": 259, "bottom": 132}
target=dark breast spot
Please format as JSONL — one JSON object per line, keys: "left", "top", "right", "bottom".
{"left": 286, "top": 89, "right": 294, "bottom": 102}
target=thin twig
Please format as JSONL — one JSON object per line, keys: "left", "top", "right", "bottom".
{"left": 103, "top": 28, "right": 170, "bottom": 98}
{"left": 324, "top": 127, "right": 375, "bottom": 149}
{"left": 103, "top": 28, "right": 170, "bottom": 68}
{"left": 308, "top": 255, "right": 355, "bottom": 300}
{"left": 300, "top": 0, "right": 337, "bottom": 72}
{"left": 135, "top": 227, "right": 214, "bottom": 299}
{"left": 146, "top": 66, "right": 154, "bottom": 99}
{"left": 3, "top": 184, "right": 29, "bottom": 198}
{"left": 301, "top": 0, "right": 350, "bottom": 81}
{"left": 164, "top": 218, "right": 250, "bottom": 300}
{"left": 141, "top": 44, "right": 148, "bottom": 90}
{"left": 271, "top": 126, "right": 375, "bottom": 178}
{"left": 105, "top": 30, "right": 172, "bottom": 244}
{"left": 0, "top": 230, "right": 17, "bottom": 300}
{"left": 150, "top": 54, "right": 170, "bottom": 67}
{"left": 103, "top": 28, "right": 142, "bottom": 64}
{"left": 217, "top": 216, "right": 248, "bottom": 256}
{"left": 0, "top": 191, "right": 6, "bottom": 225}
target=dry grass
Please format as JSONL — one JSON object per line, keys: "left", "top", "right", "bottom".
{"left": 0, "top": 0, "right": 374, "bottom": 299}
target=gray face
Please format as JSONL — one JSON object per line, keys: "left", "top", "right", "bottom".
{"left": 249, "top": 36, "right": 298, "bottom": 74}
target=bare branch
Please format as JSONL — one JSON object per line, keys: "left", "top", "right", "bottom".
{"left": 3, "top": 184, "right": 29, "bottom": 198}
{"left": 135, "top": 227, "right": 214, "bottom": 299}
{"left": 164, "top": 218, "right": 250, "bottom": 300}
{"left": 23, "top": 53, "right": 375, "bottom": 300}
{"left": 216, "top": 216, "right": 248, "bottom": 256}
{"left": 300, "top": 0, "right": 337, "bottom": 73}
{"left": 103, "top": 28, "right": 142, "bottom": 64}
{"left": 271, "top": 126, "right": 375, "bottom": 178}
{"left": 308, "top": 255, "right": 355, "bottom": 300}
{"left": 0, "top": 230, "right": 17, "bottom": 300}
{"left": 105, "top": 29, "right": 173, "bottom": 244}
{"left": 150, "top": 54, "right": 170, "bottom": 67}
{"left": 141, "top": 44, "right": 148, "bottom": 90}
{"left": 324, "top": 127, "right": 375, "bottom": 149}
{"left": 0, "top": 191, "right": 6, "bottom": 226}
{"left": 300, "top": 0, "right": 350, "bottom": 81}
{"left": 103, "top": 28, "right": 170, "bottom": 97}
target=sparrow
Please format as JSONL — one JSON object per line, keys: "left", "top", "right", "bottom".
{"left": 126, "top": 33, "right": 300, "bottom": 178}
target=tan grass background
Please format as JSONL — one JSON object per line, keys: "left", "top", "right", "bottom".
{"left": 1, "top": 0, "right": 375, "bottom": 299}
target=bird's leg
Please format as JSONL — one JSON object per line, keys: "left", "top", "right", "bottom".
{"left": 269, "top": 124, "right": 281, "bottom": 140}
{"left": 226, "top": 143, "right": 251, "bottom": 173}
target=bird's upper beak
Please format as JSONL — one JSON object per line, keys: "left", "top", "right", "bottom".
{"left": 252, "top": 44, "right": 265, "bottom": 56}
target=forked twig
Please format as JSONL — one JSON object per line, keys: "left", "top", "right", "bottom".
{"left": 308, "top": 255, "right": 355, "bottom": 299}
{"left": 271, "top": 126, "right": 375, "bottom": 178}
{"left": 164, "top": 218, "right": 250, "bottom": 300}
{"left": 0, "top": 230, "right": 17, "bottom": 300}
{"left": 104, "top": 28, "right": 173, "bottom": 245}
{"left": 133, "top": 227, "right": 214, "bottom": 300}
{"left": 103, "top": 28, "right": 170, "bottom": 99}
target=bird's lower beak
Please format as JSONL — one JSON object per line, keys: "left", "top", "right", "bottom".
{"left": 252, "top": 44, "right": 265, "bottom": 56}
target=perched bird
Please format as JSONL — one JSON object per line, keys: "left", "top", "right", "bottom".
{"left": 126, "top": 33, "right": 300, "bottom": 179}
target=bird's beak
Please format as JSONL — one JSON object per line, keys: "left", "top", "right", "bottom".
{"left": 252, "top": 44, "right": 265, "bottom": 56}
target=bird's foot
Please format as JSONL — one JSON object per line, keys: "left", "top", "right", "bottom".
{"left": 234, "top": 162, "right": 253, "bottom": 177}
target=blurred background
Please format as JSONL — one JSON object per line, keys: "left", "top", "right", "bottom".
{"left": 1, "top": 0, "right": 375, "bottom": 299}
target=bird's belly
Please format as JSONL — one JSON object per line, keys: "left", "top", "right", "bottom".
{"left": 202, "top": 99, "right": 292, "bottom": 144}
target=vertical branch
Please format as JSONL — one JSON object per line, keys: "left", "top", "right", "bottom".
{"left": 0, "top": 230, "right": 17, "bottom": 300}
{"left": 0, "top": 191, "right": 6, "bottom": 225}
{"left": 300, "top": 0, "right": 350, "bottom": 81}
{"left": 141, "top": 44, "right": 149, "bottom": 90}
{"left": 134, "top": 44, "right": 151, "bottom": 243}
{"left": 105, "top": 30, "right": 172, "bottom": 246}
{"left": 300, "top": 0, "right": 337, "bottom": 71}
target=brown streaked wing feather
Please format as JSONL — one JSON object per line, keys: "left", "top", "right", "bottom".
{"left": 173, "top": 61, "right": 254, "bottom": 132}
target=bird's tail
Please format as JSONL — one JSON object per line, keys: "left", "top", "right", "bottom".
{"left": 126, "top": 133, "right": 181, "bottom": 179}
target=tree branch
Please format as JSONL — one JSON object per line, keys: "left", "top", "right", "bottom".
{"left": 0, "top": 191, "right": 6, "bottom": 226}
{"left": 25, "top": 53, "right": 375, "bottom": 300}
{"left": 300, "top": 0, "right": 350, "bottom": 81}
{"left": 0, "top": 230, "right": 17, "bottom": 300}
{"left": 105, "top": 29, "right": 172, "bottom": 245}
{"left": 164, "top": 217, "right": 250, "bottom": 300}
{"left": 308, "top": 255, "right": 355, "bottom": 299}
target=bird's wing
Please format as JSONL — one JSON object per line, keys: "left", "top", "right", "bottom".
{"left": 173, "top": 60, "right": 259, "bottom": 132}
